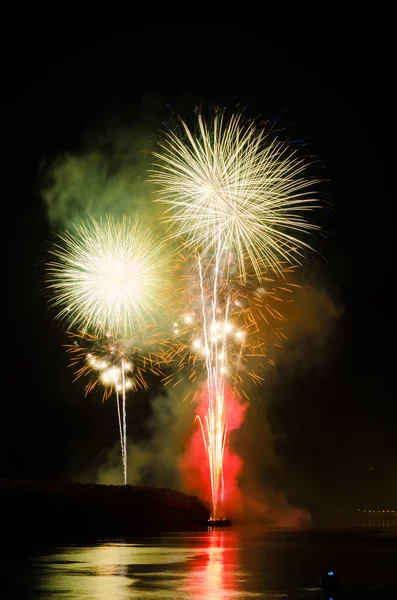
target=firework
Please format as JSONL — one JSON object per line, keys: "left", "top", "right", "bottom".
{"left": 65, "top": 327, "right": 170, "bottom": 399}
{"left": 164, "top": 250, "right": 297, "bottom": 399}
{"left": 167, "top": 243, "right": 297, "bottom": 518}
{"left": 151, "top": 109, "right": 321, "bottom": 519}
{"left": 65, "top": 327, "right": 171, "bottom": 484}
{"left": 47, "top": 215, "right": 167, "bottom": 335}
{"left": 47, "top": 215, "right": 170, "bottom": 484}
{"left": 150, "top": 109, "right": 321, "bottom": 281}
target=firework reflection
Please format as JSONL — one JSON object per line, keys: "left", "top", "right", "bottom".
{"left": 185, "top": 530, "right": 240, "bottom": 599}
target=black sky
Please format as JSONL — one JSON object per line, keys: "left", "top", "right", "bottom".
{"left": 4, "top": 24, "right": 396, "bottom": 513}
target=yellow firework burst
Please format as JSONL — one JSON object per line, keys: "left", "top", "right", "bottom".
{"left": 65, "top": 326, "right": 172, "bottom": 400}
{"left": 150, "top": 109, "right": 321, "bottom": 280}
{"left": 46, "top": 215, "right": 168, "bottom": 335}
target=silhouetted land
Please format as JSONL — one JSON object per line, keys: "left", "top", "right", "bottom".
{"left": 0, "top": 479, "right": 209, "bottom": 539}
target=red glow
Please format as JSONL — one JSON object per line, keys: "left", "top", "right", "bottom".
{"left": 184, "top": 530, "right": 240, "bottom": 598}
{"left": 180, "top": 383, "right": 247, "bottom": 518}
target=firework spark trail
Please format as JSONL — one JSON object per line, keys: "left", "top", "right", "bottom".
{"left": 209, "top": 253, "right": 224, "bottom": 518}
{"left": 121, "top": 358, "right": 127, "bottom": 485}
{"left": 86, "top": 340, "right": 133, "bottom": 484}
{"left": 115, "top": 386, "right": 126, "bottom": 483}
{"left": 165, "top": 245, "right": 298, "bottom": 518}
{"left": 193, "top": 242, "right": 298, "bottom": 518}
{"left": 197, "top": 253, "right": 226, "bottom": 519}
{"left": 196, "top": 238, "right": 240, "bottom": 519}
{"left": 64, "top": 328, "right": 173, "bottom": 485}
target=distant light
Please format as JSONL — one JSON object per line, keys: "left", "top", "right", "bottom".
{"left": 328, "top": 571, "right": 334, "bottom": 576}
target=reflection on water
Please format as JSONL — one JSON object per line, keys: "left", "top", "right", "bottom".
{"left": 11, "top": 527, "right": 397, "bottom": 599}
{"left": 35, "top": 544, "right": 134, "bottom": 598}
{"left": 26, "top": 532, "right": 245, "bottom": 599}
{"left": 185, "top": 530, "right": 246, "bottom": 598}
{"left": 28, "top": 542, "right": 198, "bottom": 599}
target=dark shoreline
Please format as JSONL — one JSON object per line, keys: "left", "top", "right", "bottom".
{"left": 1, "top": 479, "right": 210, "bottom": 540}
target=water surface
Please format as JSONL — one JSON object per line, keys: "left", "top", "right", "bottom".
{"left": 8, "top": 527, "right": 397, "bottom": 598}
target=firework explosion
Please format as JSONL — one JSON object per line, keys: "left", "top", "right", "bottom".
{"left": 151, "top": 109, "right": 320, "bottom": 519}
{"left": 65, "top": 328, "right": 170, "bottom": 484}
{"left": 165, "top": 251, "right": 297, "bottom": 398}
{"left": 150, "top": 110, "right": 321, "bottom": 281}
{"left": 47, "top": 215, "right": 168, "bottom": 484}
{"left": 47, "top": 215, "right": 166, "bottom": 335}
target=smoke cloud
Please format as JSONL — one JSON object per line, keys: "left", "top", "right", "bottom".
{"left": 234, "top": 280, "right": 343, "bottom": 521}
{"left": 40, "top": 98, "right": 166, "bottom": 233}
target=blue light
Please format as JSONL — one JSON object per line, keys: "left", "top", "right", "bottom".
{"left": 328, "top": 571, "right": 334, "bottom": 576}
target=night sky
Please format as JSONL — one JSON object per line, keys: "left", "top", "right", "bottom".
{"left": 4, "top": 25, "right": 396, "bottom": 516}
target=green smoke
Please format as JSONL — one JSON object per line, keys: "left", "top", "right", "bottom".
{"left": 40, "top": 114, "right": 165, "bottom": 233}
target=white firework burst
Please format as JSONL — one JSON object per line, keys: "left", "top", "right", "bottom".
{"left": 47, "top": 215, "right": 167, "bottom": 335}
{"left": 150, "top": 110, "right": 321, "bottom": 280}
